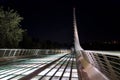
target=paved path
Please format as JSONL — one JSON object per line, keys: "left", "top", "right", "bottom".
{"left": 0, "top": 53, "right": 80, "bottom": 80}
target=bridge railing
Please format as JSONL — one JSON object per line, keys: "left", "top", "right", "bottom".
{"left": 0, "top": 49, "right": 70, "bottom": 58}
{"left": 82, "top": 50, "right": 120, "bottom": 80}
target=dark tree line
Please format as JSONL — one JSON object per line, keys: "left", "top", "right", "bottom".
{"left": 0, "top": 7, "right": 24, "bottom": 48}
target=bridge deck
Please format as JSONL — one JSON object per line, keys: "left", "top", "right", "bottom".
{"left": 0, "top": 53, "right": 80, "bottom": 80}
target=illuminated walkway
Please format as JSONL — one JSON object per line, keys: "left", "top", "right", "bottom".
{"left": 30, "top": 54, "right": 78, "bottom": 80}
{"left": 0, "top": 52, "right": 80, "bottom": 80}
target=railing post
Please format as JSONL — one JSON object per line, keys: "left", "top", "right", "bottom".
{"left": 13, "top": 49, "right": 17, "bottom": 56}
{"left": 34, "top": 49, "right": 39, "bottom": 56}
{"left": 20, "top": 49, "right": 23, "bottom": 56}
{"left": 8, "top": 49, "right": 12, "bottom": 56}
{"left": 3, "top": 49, "right": 7, "bottom": 57}
{"left": 17, "top": 49, "right": 20, "bottom": 56}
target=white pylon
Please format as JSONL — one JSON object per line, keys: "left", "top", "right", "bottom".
{"left": 73, "top": 8, "right": 83, "bottom": 51}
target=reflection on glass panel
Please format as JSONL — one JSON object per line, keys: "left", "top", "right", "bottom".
{"left": 0, "top": 70, "right": 6, "bottom": 73}
{"left": 14, "top": 69, "right": 30, "bottom": 75}
{"left": 0, "top": 74, "right": 9, "bottom": 78}
{"left": 71, "top": 77, "right": 79, "bottom": 80}
{"left": 38, "top": 69, "right": 51, "bottom": 75}
{"left": 56, "top": 72, "right": 63, "bottom": 77}
{"left": 73, "top": 58, "right": 76, "bottom": 61}
{"left": 72, "top": 72, "right": 78, "bottom": 78}
{"left": 58, "top": 69, "right": 64, "bottom": 72}
{"left": 65, "top": 69, "right": 70, "bottom": 72}
{"left": 0, "top": 69, "right": 16, "bottom": 74}
{"left": 10, "top": 75, "right": 24, "bottom": 80}
{"left": 31, "top": 75, "right": 42, "bottom": 80}
{"left": 0, "top": 75, "right": 15, "bottom": 80}
{"left": 22, "top": 69, "right": 37, "bottom": 75}
{"left": 61, "top": 77, "right": 69, "bottom": 80}
{"left": 47, "top": 69, "right": 57, "bottom": 76}
{"left": 72, "top": 69, "right": 77, "bottom": 72}
{"left": 52, "top": 76, "right": 60, "bottom": 80}
{"left": 63, "top": 72, "right": 70, "bottom": 77}
{"left": 38, "top": 64, "right": 46, "bottom": 68}
{"left": 41, "top": 76, "right": 50, "bottom": 80}
{"left": 49, "top": 64, "right": 55, "bottom": 68}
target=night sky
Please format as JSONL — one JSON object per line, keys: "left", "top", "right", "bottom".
{"left": 0, "top": 0, "right": 120, "bottom": 44}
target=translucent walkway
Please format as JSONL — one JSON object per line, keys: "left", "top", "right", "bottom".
{"left": 0, "top": 53, "right": 79, "bottom": 80}
{"left": 31, "top": 54, "right": 78, "bottom": 80}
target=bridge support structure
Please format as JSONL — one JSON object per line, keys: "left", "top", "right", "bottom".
{"left": 72, "top": 7, "right": 120, "bottom": 80}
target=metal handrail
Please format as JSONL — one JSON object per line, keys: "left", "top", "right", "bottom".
{"left": 82, "top": 50, "right": 120, "bottom": 80}
{"left": 0, "top": 49, "right": 70, "bottom": 58}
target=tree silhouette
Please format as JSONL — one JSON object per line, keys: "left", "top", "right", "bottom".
{"left": 0, "top": 7, "right": 24, "bottom": 48}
